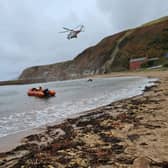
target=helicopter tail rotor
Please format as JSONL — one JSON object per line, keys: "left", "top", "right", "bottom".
{"left": 80, "top": 25, "right": 85, "bottom": 32}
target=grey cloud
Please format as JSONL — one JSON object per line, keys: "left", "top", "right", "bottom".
{"left": 96, "top": 0, "right": 168, "bottom": 31}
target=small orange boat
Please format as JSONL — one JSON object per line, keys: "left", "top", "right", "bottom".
{"left": 27, "top": 88, "right": 56, "bottom": 98}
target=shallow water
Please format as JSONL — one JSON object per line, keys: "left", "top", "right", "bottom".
{"left": 0, "top": 76, "right": 155, "bottom": 137}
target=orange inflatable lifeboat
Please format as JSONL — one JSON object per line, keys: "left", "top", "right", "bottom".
{"left": 27, "top": 88, "right": 56, "bottom": 98}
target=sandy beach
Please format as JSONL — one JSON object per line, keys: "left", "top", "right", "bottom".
{"left": 0, "top": 70, "right": 168, "bottom": 168}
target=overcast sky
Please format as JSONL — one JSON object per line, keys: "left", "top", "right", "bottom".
{"left": 1, "top": 0, "right": 168, "bottom": 80}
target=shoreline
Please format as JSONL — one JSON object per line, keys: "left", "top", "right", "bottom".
{"left": 0, "top": 69, "right": 163, "bottom": 86}
{"left": 0, "top": 94, "right": 147, "bottom": 153}
{"left": 0, "top": 70, "right": 168, "bottom": 167}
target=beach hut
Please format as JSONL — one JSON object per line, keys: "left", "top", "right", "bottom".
{"left": 129, "top": 57, "right": 159, "bottom": 70}
{"left": 129, "top": 57, "right": 146, "bottom": 70}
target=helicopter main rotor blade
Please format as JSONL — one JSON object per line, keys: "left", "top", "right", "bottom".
{"left": 74, "top": 24, "right": 84, "bottom": 29}
{"left": 59, "top": 30, "right": 69, "bottom": 33}
{"left": 73, "top": 25, "right": 81, "bottom": 29}
{"left": 63, "top": 27, "right": 73, "bottom": 31}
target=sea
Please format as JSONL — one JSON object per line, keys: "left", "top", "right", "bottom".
{"left": 0, "top": 76, "right": 156, "bottom": 138}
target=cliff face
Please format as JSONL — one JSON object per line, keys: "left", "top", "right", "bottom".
{"left": 19, "top": 16, "right": 168, "bottom": 81}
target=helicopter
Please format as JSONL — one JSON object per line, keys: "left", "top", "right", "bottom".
{"left": 59, "top": 25, "right": 84, "bottom": 40}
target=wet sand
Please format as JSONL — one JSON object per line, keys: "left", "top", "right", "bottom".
{"left": 0, "top": 128, "right": 46, "bottom": 153}
{"left": 0, "top": 70, "right": 168, "bottom": 168}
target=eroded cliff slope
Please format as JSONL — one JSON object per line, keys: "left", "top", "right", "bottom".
{"left": 19, "top": 16, "right": 168, "bottom": 81}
